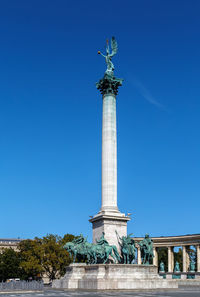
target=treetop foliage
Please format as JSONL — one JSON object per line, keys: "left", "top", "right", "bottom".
{"left": 0, "top": 233, "right": 75, "bottom": 282}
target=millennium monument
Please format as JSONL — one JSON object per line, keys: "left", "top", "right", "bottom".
{"left": 89, "top": 37, "right": 130, "bottom": 249}
{"left": 52, "top": 37, "right": 178, "bottom": 290}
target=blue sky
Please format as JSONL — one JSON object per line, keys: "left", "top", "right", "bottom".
{"left": 0, "top": 0, "right": 200, "bottom": 240}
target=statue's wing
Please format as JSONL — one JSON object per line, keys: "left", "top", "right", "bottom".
{"left": 110, "top": 36, "right": 118, "bottom": 57}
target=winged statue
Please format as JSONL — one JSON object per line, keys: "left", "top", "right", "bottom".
{"left": 98, "top": 37, "right": 118, "bottom": 75}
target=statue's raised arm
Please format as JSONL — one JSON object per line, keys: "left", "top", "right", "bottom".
{"left": 98, "top": 37, "right": 118, "bottom": 75}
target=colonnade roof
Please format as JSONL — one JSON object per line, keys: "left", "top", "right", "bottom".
{"left": 133, "top": 234, "right": 200, "bottom": 247}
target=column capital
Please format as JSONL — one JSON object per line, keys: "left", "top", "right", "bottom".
{"left": 96, "top": 73, "right": 123, "bottom": 96}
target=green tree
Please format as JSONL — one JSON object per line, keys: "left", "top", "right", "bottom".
{"left": 18, "top": 233, "right": 75, "bottom": 282}
{"left": 18, "top": 238, "right": 44, "bottom": 280}
{"left": 0, "top": 248, "right": 22, "bottom": 281}
{"left": 62, "top": 233, "right": 76, "bottom": 245}
{"left": 40, "top": 234, "right": 72, "bottom": 281}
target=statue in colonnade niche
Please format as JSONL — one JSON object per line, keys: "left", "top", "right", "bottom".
{"left": 138, "top": 234, "right": 154, "bottom": 265}
{"left": 189, "top": 259, "right": 195, "bottom": 272}
{"left": 174, "top": 261, "right": 180, "bottom": 272}
{"left": 159, "top": 261, "right": 165, "bottom": 272}
{"left": 115, "top": 231, "right": 136, "bottom": 264}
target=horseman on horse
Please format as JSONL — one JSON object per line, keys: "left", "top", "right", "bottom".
{"left": 64, "top": 234, "right": 90, "bottom": 263}
{"left": 116, "top": 231, "right": 136, "bottom": 264}
{"left": 94, "top": 232, "right": 121, "bottom": 264}
{"left": 64, "top": 232, "right": 121, "bottom": 264}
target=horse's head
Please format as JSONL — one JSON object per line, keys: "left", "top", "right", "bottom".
{"left": 64, "top": 242, "right": 74, "bottom": 252}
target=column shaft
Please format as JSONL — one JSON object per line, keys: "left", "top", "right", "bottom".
{"left": 101, "top": 94, "right": 118, "bottom": 211}
{"left": 186, "top": 246, "right": 190, "bottom": 271}
{"left": 196, "top": 245, "right": 200, "bottom": 272}
{"left": 171, "top": 247, "right": 174, "bottom": 271}
{"left": 153, "top": 247, "right": 158, "bottom": 266}
{"left": 168, "top": 247, "right": 173, "bottom": 272}
{"left": 182, "top": 246, "right": 187, "bottom": 272}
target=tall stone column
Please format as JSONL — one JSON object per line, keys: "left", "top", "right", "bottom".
{"left": 153, "top": 247, "right": 158, "bottom": 266}
{"left": 90, "top": 73, "right": 130, "bottom": 249}
{"left": 196, "top": 245, "right": 200, "bottom": 272}
{"left": 168, "top": 247, "right": 173, "bottom": 272}
{"left": 101, "top": 92, "right": 117, "bottom": 211}
{"left": 182, "top": 246, "right": 187, "bottom": 272}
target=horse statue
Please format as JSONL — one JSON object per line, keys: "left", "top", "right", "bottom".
{"left": 64, "top": 234, "right": 91, "bottom": 263}
{"left": 93, "top": 232, "right": 121, "bottom": 264}
{"left": 64, "top": 233, "right": 121, "bottom": 264}
{"left": 138, "top": 234, "right": 154, "bottom": 265}
{"left": 116, "top": 231, "right": 136, "bottom": 264}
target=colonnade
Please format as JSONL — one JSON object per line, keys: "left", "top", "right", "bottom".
{"left": 137, "top": 244, "right": 200, "bottom": 273}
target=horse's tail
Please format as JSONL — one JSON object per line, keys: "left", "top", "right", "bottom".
{"left": 112, "top": 245, "right": 121, "bottom": 263}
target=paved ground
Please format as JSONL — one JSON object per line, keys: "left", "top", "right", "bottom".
{"left": 0, "top": 288, "right": 200, "bottom": 297}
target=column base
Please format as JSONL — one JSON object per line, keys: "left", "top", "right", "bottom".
{"left": 89, "top": 210, "right": 130, "bottom": 250}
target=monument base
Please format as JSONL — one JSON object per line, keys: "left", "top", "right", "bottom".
{"left": 52, "top": 264, "right": 178, "bottom": 290}
{"left": 89, "top": 211, "right": 130, "bottom": 249}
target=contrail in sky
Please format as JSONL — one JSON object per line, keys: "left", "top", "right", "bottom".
{"left": 130, "top": 77, "right": 167, "bottom": 111}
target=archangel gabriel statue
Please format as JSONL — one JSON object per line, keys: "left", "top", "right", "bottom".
{"left": 98, "top": 37, "right": 118, "bottom": 75}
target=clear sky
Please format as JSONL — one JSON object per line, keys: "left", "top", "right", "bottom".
{"left": 0, "top": 0, "right": 200, "bottom": 240}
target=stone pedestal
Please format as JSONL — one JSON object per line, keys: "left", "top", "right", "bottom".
{"left": 90, "top": 212, "right": 130, "bottom": 249}
{"left": 52, "top": 263, "right": 178, "bottom": 290}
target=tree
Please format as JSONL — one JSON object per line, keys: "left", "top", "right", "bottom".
{"left": 18, "top": 233, "right": 75, "bottom": 282}
{"left": 18, "top": 238, "right": 44, "bottom": 280}
{"left": 40, "top": 234, "right": 71, "bottom": 281}
{"left": 0, "top": 248, "right": 22, "bottom": 281}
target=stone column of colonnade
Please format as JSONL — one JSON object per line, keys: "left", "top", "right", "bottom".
{"left": 186, "top": 246, "right": 190, "bottom": 271}
{"left": 182, "top": 246, "right": 187, "bottom": 272}
{"left": 196, "top": 245, "right": 200, "bottom": 272}
{"left": 168, "top": 246, "right": 174, "bottom": 272}
{"left": 153, "top": 247, "right": 158, "bottom": 266}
